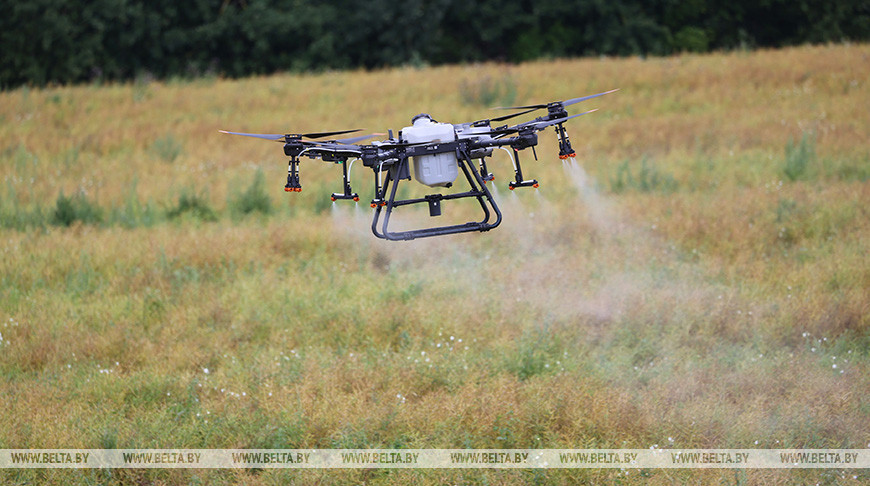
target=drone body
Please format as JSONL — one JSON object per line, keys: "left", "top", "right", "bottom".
{"left": 221, "top": 89, "right": 617, "bottom": 241}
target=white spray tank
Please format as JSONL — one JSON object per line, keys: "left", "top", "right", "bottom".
{"left": 402, "top": 114, "right": 459, "bottom": 187}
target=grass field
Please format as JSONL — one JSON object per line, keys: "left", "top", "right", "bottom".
{"left": 1, "top": 44, "right": 868, "bottom": 484}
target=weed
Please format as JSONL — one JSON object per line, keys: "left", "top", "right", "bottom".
{"left": 774, "top": 198, "right": 798, "bottom": 224}
{"left": 831, "top": 154, "right": 870, "bottom": 182}
{"left": 458, "top": 74, "right": 517, "bottom": 107}
{"left": 609, "top": 157, "right": 678, "bottom": 193}
{"left": 13, "top": 145, "right": 38, "bottom": 173}
{"left": 99, "top": 428, "right": 119, "bottom": 449}
{"left": 505, "top": 327, "right": 560, "bottom": 381}
{"left": 783, "top": 132, "right": 815, "bottom": 181}
{"left": 111, "top": 197, "right": 161, "bottom": 229}
{"left": 62, "top": 146, "right": 80, "bottom": 170}
{"left": 0, "top": 197, "right": 46, "bottom": 230}
{"left": 50, "top": 192, "right": 103, "bottom": 227}
{"left": 166, "top": 191, "right": 217, "bottom": 222}
{"left": 229, "top": 169, "right": 272, "bottom": 217}
{"left": 65, "top": 252, "right": 101, "bottom": 297}
{"left": 141, "top": 288, "right": 166, "bottom": 331}
{"left": 150, "top": 134, "right": 184, "bottom": 163}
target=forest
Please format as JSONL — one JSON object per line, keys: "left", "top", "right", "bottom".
{"left": 2, "top": 0, "right": 868, "bottom": 87}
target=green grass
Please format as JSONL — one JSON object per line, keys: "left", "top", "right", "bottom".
{"left": 166, "top": 190, "right": 218, "bottom": 222}
{"left": 783, "top": 131, "right": 816, "bottom": 181}
{"left": 609, "top": 157, "right": 679, "bottom": 193}
{"left": 458, "top": 73, "right": 518, "bottom": 107}
{"left": 150, "top": 134, "right": 184, "bottom": 163}
{"left": 0, "top": 44, "right": 869, "bottom": 485}
{"left": 51, "top": 192, "right": 103, "bottom": 227}
{"left": 229, "top": 169, "right": 272, "bottom": 218}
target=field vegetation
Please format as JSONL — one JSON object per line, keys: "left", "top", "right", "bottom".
{"left": 1, "top": 44, "right": 868, "bottom": 484}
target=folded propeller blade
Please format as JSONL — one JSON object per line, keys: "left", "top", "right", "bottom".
{"left": 219, "top": 129, "right": 363, "bottom": 142}
{"left": 561, "top": 88, "right": 620, "bottom": 107}
{"left": 303, "top": 129, "right": 363, "bottom": 139}
{"left": 218, "top": 131, "right": 285, "bottom": 141}
{"left": 306, "top": 133, "right": 386, "bottom": 154}
{"left": 493, "top": 88, "right": 619, "bottom": 111}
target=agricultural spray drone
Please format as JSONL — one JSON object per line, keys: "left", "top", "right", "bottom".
{"left": 221, "top": 89, "right": 617, "bottom": 241}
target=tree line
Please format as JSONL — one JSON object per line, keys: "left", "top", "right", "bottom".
{"left": 2, "top": 0, "right": 868, "bottom": 88}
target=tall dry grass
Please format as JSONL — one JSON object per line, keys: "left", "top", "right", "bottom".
{"left": 1, "top": 44, "right": 868, "bottom": 484}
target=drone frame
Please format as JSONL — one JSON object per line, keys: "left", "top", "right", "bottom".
{"left": 221, "top": 89, "right": 617, "bottom": 241}
{"left": 367, "top": 140, "right": 502, "bottom": 241}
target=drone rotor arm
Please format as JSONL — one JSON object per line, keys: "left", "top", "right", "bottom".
{"left": 333, "top": 133, "right": 384, "bottom": 144}
{"left": 306, "top": 143, "right": 363, "bottom": 157}
{"left": 218, "top": 130, "right": 286, "bottom": 141}
{"left": 561, "top": 88, "right": 620, "bottom": 107}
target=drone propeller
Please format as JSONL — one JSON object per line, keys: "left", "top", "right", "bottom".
{"left": 493, "top": 88, "right": 619, "bottom": 111}
{"left": 218, "top": 131, "right": 285, "bottom": 141}
{"left": 488, "top": 107, "right": 541, "bottom": 123}
{"left": 303, "top": 129, "right": 363, "bottom": 139}
{"left": 488, "top": 109, "right": 599, "bottom": 139}
{"left": 219, "top": 129, "right": 363, "bottom": 142}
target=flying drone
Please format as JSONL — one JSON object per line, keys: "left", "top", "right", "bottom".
{"left": 221, "top": 89, "right": 617, "bottom": 241}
